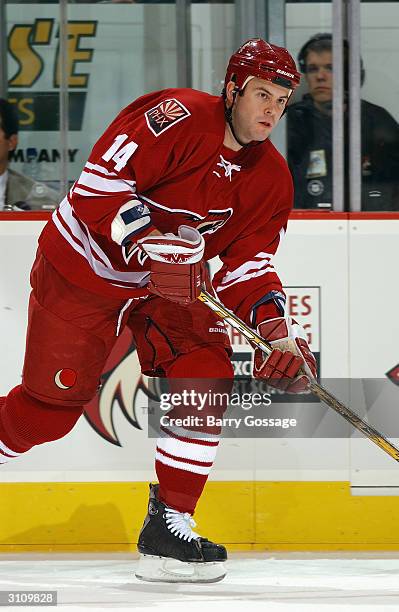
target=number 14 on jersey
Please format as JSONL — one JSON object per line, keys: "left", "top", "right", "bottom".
{"left": 102, "top": 134, "right": 138, "bottom": 172}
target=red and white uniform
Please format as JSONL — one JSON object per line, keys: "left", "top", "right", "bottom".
{"left": 0, "top": 88, "right": 294, "bottom": 516}
{"left": 39, "top": 88, "right": 293, "bottom": 325}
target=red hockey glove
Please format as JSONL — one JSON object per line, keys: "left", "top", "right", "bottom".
{"left": 253, "top": 317, "right": 317, "bottom": 393}
{"left": 137, "top": 225, "right": 205, "bottom": 306}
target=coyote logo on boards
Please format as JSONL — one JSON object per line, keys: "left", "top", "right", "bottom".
{"left": 386, "top": 363, "right": 399, "bottom": 386}
{"left": 145, "top": 99, "right": 191, "bottom": 136}
{"left": 83, "top": 328, "right": 147, "bottom": 445}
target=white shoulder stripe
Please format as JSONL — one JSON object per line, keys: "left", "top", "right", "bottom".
{"left": 218, "top": 228, "right": 285, "bottom": 288}
{"left": 220, "top": 256, "right": 271, "bottom": 285}
{"left": 54, "top": 198, "right": 149, "bottom": 286}
{"left": 74, "top": 187, "right": 110, "bottom": 198}
{"left": 78, "top": 170, "right": 135, "bottom": 194}
{"left": 53, "top": 210, "right": 87, "bottom": 259}
{"left": 81, "top": 220, "right": 114, "bottom": 269}
{"left": 85, "top": 162, "right": 118, "bottom": 176}
{"left": 85, "top": 160, "right": 137, "bottom": 185}
{"left": 216, "top": 265, "right": 275, "bottom": 292}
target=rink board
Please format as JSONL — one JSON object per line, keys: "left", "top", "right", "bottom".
{"left": 3, "top": 481, "right": 399, "bottom": 552}
{"left": 1, "top": 214, "right": 399, "bottom": 550}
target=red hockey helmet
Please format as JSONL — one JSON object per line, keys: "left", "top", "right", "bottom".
{"left": 224, "top": 38, "right": 301, "bottom": 94}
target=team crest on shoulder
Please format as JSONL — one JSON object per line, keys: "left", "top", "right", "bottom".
{"left": 145, "top": 98, "right": 191, "bottom": 136}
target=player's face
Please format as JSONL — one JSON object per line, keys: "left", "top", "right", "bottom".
{"left": 230, "top": 78, "right": 290, "bottom": 144}
{"left": 0, "top": 127, "right": 17, "bottom": 172}
{"left": 305, "top": 50, "right": 333, "bottom": 103}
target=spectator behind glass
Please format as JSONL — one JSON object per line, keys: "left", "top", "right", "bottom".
{"left": 286, "top": 33, "right": 399, "bottom": 211}
{"left": 0, "top": 99, "right": 59, "bottom": 212}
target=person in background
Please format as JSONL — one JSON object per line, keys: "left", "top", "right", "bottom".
{"left": 0, "top": 99, "right": 59, "bottom": 212}
{"left": 286, "top": 33, "right": 399, "bottom": 211}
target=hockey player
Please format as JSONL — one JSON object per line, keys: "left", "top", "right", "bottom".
{"left": 0, "top": 39, "right": 316, "bottom": 583}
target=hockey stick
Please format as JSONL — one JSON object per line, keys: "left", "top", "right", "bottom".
{"left": 198, "top": 290, "right": 399, "bottom": 463}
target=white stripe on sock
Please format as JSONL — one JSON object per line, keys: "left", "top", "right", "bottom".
{"left": 157, "top": 436, "right": 218, "bottom": 463}
{"left": 155, "top": 451, "right": 211, "bottom": 475}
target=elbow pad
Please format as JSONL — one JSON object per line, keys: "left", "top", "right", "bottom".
{"left": 111, "top": 200, "right": 152, "bottom": 246}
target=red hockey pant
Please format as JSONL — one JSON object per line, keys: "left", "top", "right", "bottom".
{"left": 0, "top": 251, "right": 234, "bottom": 513}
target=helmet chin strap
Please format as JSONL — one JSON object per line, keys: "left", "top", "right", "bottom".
{"left": 224, "top": 90, "right": 249, "bottom": 148}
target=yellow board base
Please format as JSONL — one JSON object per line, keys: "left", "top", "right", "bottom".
{"left": 1, "top": 481, "right": 399, "bottom": 552}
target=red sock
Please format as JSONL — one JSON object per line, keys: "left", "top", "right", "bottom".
{"left": 156, "top": 346, "right": 233, "bottom": 514}
{"left": 0, "top": 385, "right": 83, "bottom": 462}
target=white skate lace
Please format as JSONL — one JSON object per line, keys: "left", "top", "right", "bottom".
{"left": 164, "top": 508, "right": 201, "bottom": 542}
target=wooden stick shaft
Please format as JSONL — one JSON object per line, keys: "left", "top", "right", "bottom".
{"left": 198, "top": 290, "right": 399, "bottom": 462}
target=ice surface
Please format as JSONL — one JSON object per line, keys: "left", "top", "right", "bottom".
{"left": 0, "top": 552, "right": 399, "bottom": 611}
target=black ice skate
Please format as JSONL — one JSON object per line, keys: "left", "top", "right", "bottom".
{"left": 135, "top": 483, "right": 227, "bottom": 583}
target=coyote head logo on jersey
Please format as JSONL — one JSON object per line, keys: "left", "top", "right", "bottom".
{"left": 195, "top": 208, "right": 233, "bottom": 236}
{"left": 138, "top": 202, "right": 234, "bottom": 239}
{"left": 122, "top": 206, "right": 233, "bottom": 265}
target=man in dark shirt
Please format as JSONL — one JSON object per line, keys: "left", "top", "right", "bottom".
{"left": 0, "top": 99, "right": 58, "bottom": 211}
{"left": 286, "top": 33, "right": 399, "bottom": 211}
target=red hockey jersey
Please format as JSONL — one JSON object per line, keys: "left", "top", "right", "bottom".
{"left": 39, "top": 88, "right": 293, "bottom": 326}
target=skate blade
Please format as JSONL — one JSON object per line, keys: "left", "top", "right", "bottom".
{"left": 135, "top": 554, "right": 226, "bottom": 584}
